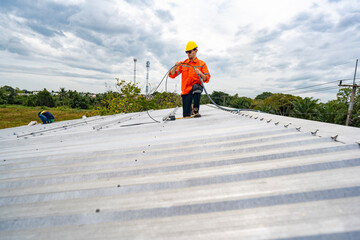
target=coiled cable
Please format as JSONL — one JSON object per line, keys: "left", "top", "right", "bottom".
{"left": 149, "top": 63, "right": 260, "bottom": 118}
{"left": 182, "top": 63, "right": 259, "bottom": 113}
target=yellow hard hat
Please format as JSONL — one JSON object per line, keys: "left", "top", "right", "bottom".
{"left": 185, "top": 41, "right": 198, "bottom": 51}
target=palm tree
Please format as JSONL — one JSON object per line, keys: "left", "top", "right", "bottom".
{"left": 59, "top": 88, "right": 66, "bottom": 106}
{"left": 290, "top": 97, "right": 319, "bottom": 120}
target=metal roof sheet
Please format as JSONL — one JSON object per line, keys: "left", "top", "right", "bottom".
{"left": 1, "top": 105, "right": 360, "bottom": 239}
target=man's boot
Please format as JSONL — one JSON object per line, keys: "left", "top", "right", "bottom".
{"left": 193, "top": 107, "right": 201, "bottom": 117}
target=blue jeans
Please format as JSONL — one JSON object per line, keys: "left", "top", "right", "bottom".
{"left": 181, "top": 92, "right": 201, "bottom": 117}
{"left": 39, "top": 114, "right": 54, "bottom": 124}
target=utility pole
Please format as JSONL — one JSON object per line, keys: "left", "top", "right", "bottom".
{"left": 146, "top": 61, "right": 150, "bottom": 96}
{"left": 133, "top": 58, "right": 137, "bottom": 84}
{"left": 339, "top": 59, "right": 358, "bottom": 126}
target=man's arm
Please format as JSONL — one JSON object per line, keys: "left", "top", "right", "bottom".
{"left": 201, "top": 63, "right": 210, "bottom": 83}
{"left": 194, "top": 68, "right": 207, "bottom": 81}
{"left": 170, "top": 61, "right": 181, "bottom": 75}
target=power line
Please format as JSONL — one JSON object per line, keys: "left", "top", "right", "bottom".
{"left": 282, "top": 80, "right": 339, "bottom": 92}
{"left": 290, "top": 112, "right": 349, "bottom": 115}
{"left": 282, "top": 78, "right": 358, "bottom": 93}
{"left": 292, "top": 86, "right": 340, "bottom": 94}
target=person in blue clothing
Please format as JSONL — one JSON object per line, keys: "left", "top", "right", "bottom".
{"left": 38, "top": 110, "right": 55, "bottom": 124}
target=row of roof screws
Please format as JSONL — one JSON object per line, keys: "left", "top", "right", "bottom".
{"left": 233, "top": 112, "right": 343, "bottom": 143}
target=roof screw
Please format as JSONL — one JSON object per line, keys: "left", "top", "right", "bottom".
{"left": 331, "top": 135, "right": 338, "bottom": 141}
{"left": 296, "top": 127, "right": 301, "bottom": 131}
{"left": 275, "top": 122, "right": 279, "bottom": 125}
{"left": 311, "top": 129, "right": 319, "bottom": 135}
{"left": 267, "top": 119, "right": 272, "bottom": 123}
{"left": 260, "top": 118, "right": 264, "bottom": 121}
{"left": 135, "top": 159, "right": 137, "bottom": 162}
{"left": 254, "top": 117, "right": 258, "bottom": 119}
{"left": 117, "top": 185, "right": 121, "bottom": 187}
{"left": 96, "top": 209, "right": 100, "bottom": 213}
{"left": 284, "top": 123, "right": 290, "bottom": 128}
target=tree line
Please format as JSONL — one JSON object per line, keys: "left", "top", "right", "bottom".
{"left": 0, "top": 81, "right": 181, "bottom": 113}
{"left": 0, "top": 85, "right": 103, "bottom": 109}
{"left": 200, "top": 89, "right": 359, "bottom": 127}
{"left": 1, "top": 81, "right": 359, "bottom": 127}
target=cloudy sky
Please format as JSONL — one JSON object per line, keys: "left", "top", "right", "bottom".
{"left": 0, "top": 0, "right": 359, "bottom": 102}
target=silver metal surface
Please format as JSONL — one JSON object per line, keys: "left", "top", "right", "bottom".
{"left": 0, "top": 105, "right": 359, "bottom": 239}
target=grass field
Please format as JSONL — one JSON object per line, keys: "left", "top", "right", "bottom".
{"left": 0, "top": 105, "right": 101, "bottom": 129}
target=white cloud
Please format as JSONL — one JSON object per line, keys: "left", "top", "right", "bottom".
{"left": 0, "top": 0, "right": 359, "bottom": 101}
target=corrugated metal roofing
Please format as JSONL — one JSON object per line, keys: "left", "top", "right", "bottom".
{"left": 1, "top": 105, "right": 360, "bottom": 239}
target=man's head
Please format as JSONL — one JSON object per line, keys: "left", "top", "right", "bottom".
{"left": 185, "top": 41, "right": 198, "bottom": 60}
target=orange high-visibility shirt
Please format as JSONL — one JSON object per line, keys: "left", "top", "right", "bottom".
{"left": 168, "top": 57, "right": 210, "bottom": 95}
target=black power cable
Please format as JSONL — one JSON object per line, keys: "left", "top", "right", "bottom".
{"left": 146, "top": 110, "right": 160, "bottom": 123}
{"left": 178, "top": 63, "right": 259, "bottom": 113}
{"left": 293, "top": 86, "right": 340, "bottom": 95}
{"left": 146, "top": 63, "right": 259, "bottom": 123}
{"left": 282, "top": 78, "right": 359, "bottom": 93}
{"left": 150, "top": 66, "right": 174, "bottom": 94}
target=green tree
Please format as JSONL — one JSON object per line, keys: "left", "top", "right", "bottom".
{"left": 255, "top": 92, "right": 273, "bottom": 100}
{"left": 336, "top": 88, "right": 352, "bottom": 104}
{"left": 290, "top": 97, "right": 319, "bottom": 120}
{"left": 335, "top": 87, "right": 359, "bottom": 127}
{"left": 101, "top": 79, "right": 150, "bottom": 114}
{"left": 230, "top": 94, "right": 252, "bottom": 109}
{"left": 59, "top": 88, "right": 67, "bottom": 106}
{"left": 351, "top": 87, "right": 360, "bottom": 127}
{"left": 315, "top": 100, "right": 341, "bottom": 124}
{"left": 0, "top": 88, "right": 7, "bottom": 104}
{"left": 0, "top": 85, "right": 16, "bottom": 104}
{"left": 13, "top": 94, "right": 27, "bottom": 105}
{"left": 200, "top": 94, "right": 211, "bottom": 105}
{"left": 24, "top": 94, "right": 38, "bottom": 107}
{"left": 263, "top": 93, "right": 299, "bottom": 116}
{"left": 67, "top": 90, "right": 90, "bottom": 109}
{"left": 152, "top": 92, "right": 181, "bottom": 109}
{"left": 210, "top": 91, "right": 231, "bottom": 106}
{"left": 251, "top": 99, "right": 276, "bottom": 114}
{"left": 36, "top": 89, "right": 55, "bottom": 107}
{"left": 91, "top": 93, "right": 106, "bottom": 108}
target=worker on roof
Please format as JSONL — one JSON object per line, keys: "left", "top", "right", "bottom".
{"left": 169, "top": 41, "right": 210, "bottom": 118}
{"left": 38, "top": 110, "right": 55, "bottom": 124}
